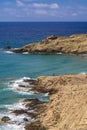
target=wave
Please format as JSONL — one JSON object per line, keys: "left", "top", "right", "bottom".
{"left": 0, "top": 100, "right": 35, "bottom": 130}
{"left": 4, "top": 51, "right": 14, "bottom": 54}
{"left": 0, "top": 124, "right": 25, "bottom": 130}
{"left": 22, "top": 52, "right": 29, "bottom": 54}
{"left": 56, "top": 52, "right": 62, "bottom": 55}
{"left": 0, "top": 77, "right": 49, "bottom": 130}
{"left": 7, "top": 77, "right": 49, "bottom": 101}
{"left": 0, "top": 112, "right": 34, "bottom": 130}
{"left": 8, "top": 77, "right": 35, "bottom": 94}
{"left": 79, "top": 72, "right": 86, "bottom": 74}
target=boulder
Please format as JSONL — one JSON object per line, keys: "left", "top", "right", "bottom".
{"left": 1, "top": 116, "right": 10, "bottom": 123}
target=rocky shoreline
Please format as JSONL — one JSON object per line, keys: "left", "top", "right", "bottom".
{"left": 13, "top": 34, "right": 87, "bottom": 55}
{"left": 1, "top": 74, "right": 87, "bottom": 130}
{"left": 0, "top": 78, "right": 49, "bottom": 130}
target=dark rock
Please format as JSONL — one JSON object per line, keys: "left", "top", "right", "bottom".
{"left": 12, "top": 109, "right": 27, "bottom": 115}
{"left": 12, "top": 108, "right": 37, "bottom": 118}
{"left": 19, "top": 85, "right": 26, "bottom": 87}
{"left": 47, "top": 35, "right": 58, "bottom": 40}
{"left": 24, "top": 99, "right": 44, "bottom": 110}
{"left": 23, "top": 79, "right": 36, "bottom": 85}
{"left": 1, "top": 116, "right": 10, "bottom": 123}
{"left": 23, "top": 118, "right": 28, "bottom": 122}
{"left": 4, "top": 46, "right": 11, "bottom": 50}
{"left": 27, "top": 112, "right": 38, "bottom": 118}
{"left": 13, "top": 48, "right": 25, "bottom": 53}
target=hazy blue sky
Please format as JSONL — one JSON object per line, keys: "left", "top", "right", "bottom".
{"left": 0, "top": 0, "right": 87, "bottom": 21}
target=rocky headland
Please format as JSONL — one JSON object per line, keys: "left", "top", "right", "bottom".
{"left": 1, "top": 74, "right": 87, "bottom": 130}
{"left": 33, "top": 74, "right": 87, "bottom": 130}
{"left": 13, "top": 34, "right": 87, "bottom": 54}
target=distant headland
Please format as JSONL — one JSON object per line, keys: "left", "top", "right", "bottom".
{"left": 13, "top": 34, "right": 87, "bottom": 55}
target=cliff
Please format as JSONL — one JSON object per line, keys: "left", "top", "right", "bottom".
{"left": 35, "top": 74, "right": 87, "bottom": 130}
{"left": 13, "top": 34, "right": 87, "bottom": 54}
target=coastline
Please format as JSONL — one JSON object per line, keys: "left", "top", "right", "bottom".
{"left": 13, "top": 34, "right": 87, "bottom": 55}
{"left": 32, "top": 74, "right": 87, "bottom": 130}
{"left": 1, "top": 74, "right": 87, "bottom": 130}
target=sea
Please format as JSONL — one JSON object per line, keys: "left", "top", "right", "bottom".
{"left": 0, "top": 22, "right": 87, "bottom": 130}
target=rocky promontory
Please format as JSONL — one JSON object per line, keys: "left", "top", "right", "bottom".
{"left": 13, "top": 34, "right": 87, "bottom": 54}
{"left": 1, "top": 74, "right": 87, "bottom": 130}
{"left": 35, "top": 74, "right": 87, "bottom": 130}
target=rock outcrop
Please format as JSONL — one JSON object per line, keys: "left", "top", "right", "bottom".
{"left": 13, "top": 34, "right": 87, "bottom": 54}
{"left": 35, "top": 74, "right": 87, "bottom": 130}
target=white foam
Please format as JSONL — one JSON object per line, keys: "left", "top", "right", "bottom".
{"left": 4, "top": 51, "right": 14, "bottom": 54}
{"left": 22, "top": 52, "right": 29, "bottom": 54}
{"left": 8, "top": 77, "right": 34, "bottom": 94}
{"left": 0, "top": 123, "right": 25, "bottom": 130}
{"left": 0, "top": 111, "right": 35, "bottom": 130}
{"left": 0, "top": 124, "right": 25, "bottom": 130}
{"left": 44, "top": 92, "right": 49, "bottom": 96}
{"left": 80, "top": 72, "right": 86, "bottom": 74}
{"left": 57, "top": 52, "right": 62, "bottom": 54}
{"left": 5, "top": 102, "right": 26, "bottom": 110}
{"left": 0, "top": 101, "right": 36, "bottom": 130}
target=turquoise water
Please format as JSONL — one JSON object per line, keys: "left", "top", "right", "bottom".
{"left": 0, "top": 50, "right": 87, "bottom": 105}
{"left": 0, "top": 50, "right": 87, "bottom": 129}
{"left": 1, "top": 51, "right": 87, "bottom": 79}
{"left": 0, "top": 22, "right": 87, "bottom": 129}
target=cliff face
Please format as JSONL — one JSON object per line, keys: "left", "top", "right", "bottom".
{"left": 13, "top": 34, "right": 87, "bottom": 54}
{"left": 36, "top": 74, "right": 87, "bottom": 130}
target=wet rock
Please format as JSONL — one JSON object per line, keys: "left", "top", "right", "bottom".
{"left": 19, "top": 85, "right": 27, "bottom": 87}
{"left": 23, "top": 118, "right": 28, "bottom": 122}
{"left": 27, "top": 112, "right": 38, "bottom": 118}
{"left": 12, "top": 109, "right": 27, "bottom": 115}
{"left": 12, "top": 108, "right": 37, "bottom": 118}
{"left": 24, "top": 99, "right": 45, "bottom": 110}
{"left": 1, "top": 116, "right": 10, "bottom": 123}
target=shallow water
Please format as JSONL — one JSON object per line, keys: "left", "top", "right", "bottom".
{"left": 0, "top": 51, "right": 87, "bottom": 106}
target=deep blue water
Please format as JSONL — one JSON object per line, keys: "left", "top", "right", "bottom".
{"left": 0, "top": 22, "right": 87, "bottom": 129}
{"left": 0, "top": 22, "right": 87, "bottom": 48}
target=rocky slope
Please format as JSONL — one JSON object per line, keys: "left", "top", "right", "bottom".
{"left": 34, "top": 74, "right": 87, "bottom": 130}
{"left": 13, "top": 34, "right": 87, "bottom": 54}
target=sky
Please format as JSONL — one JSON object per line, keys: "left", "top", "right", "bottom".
{"left": 0, "top": 0, "right": 87, "bottom": 21}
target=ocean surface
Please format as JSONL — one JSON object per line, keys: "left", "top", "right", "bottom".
{"left": 0, "top": 22, "right": 87, "bottom": 130}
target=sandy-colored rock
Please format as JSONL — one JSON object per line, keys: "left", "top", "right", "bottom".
{"left": 35, "top": 74, "right": 87, "bottom": 130}
{"left": 13, "top": 34, "right": 87, "bottom": 54}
